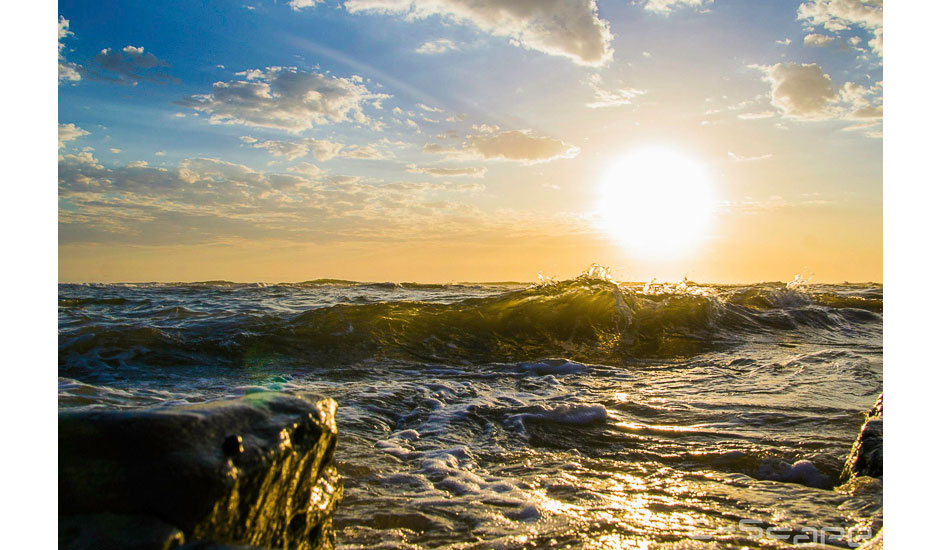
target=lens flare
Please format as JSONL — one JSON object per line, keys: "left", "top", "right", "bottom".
{"left": 597, "top": 147, "right": 717, "bottom": 260}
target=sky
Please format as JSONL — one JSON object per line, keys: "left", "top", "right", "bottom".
{"left": 57, "top": 0, "right": 883, "bottom": 284}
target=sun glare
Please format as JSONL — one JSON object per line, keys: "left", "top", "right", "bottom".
{"left": 597, "top": 147, "right": 717, "bottom": 260}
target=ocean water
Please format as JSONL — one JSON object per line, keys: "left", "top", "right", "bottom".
{"left": 58, "top": 270, "right": 883, "bottom": 549}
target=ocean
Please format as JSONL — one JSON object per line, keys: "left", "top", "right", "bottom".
{"left": 58, "top": 269, "right": 883, "bottom": 548}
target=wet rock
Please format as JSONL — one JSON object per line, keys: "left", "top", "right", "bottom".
{"left": 840, "top": 393, "right": 883, "bottom": 483}
{"left": 59, "top": 392, "right": 342, "bottom": 550}
{"left": 58, "top": 513, "right": 185, "bottom": 550}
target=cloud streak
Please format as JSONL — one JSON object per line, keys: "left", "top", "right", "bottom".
{"left": 407, "top": 164, "right": 487, "bottom": 177}
{"left": 640, "top": 0, "right": 714, "bottom": 15}
{"left": 425, "top": 128, "right": 579, "bottom": 164}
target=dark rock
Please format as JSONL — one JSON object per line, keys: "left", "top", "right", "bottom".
{"left": 59, "top": 392, "right": 342, "bottom": 550}
{"left": 179, "top": 543, "right": 267, "bottom": 550}
{"left": 58, "top": 513, "right": 185, "bottom": 550}
{"left": 840, "top": 393, "right": 883, "bottom": 483}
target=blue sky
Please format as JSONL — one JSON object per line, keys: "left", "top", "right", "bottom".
{"left": 58, "top": 1, "right": 883, "bottom": 283}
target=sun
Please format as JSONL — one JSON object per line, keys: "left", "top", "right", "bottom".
{"left": 596, "top": 147, "right": 717, "bottom": 260}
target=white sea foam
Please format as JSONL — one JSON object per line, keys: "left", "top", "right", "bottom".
{"left": 505, "top": 403, "right": 609, "bottom": 435}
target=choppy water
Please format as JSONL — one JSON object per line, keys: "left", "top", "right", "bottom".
{"left": 59, "top": 270, "right": 883, "bottom": 549}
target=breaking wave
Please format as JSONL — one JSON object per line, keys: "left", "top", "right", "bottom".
{"left": 59, "top": 271, "right": 881, "bottom": 374}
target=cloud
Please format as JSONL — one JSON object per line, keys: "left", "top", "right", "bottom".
{"left": 343, "top": 0, "right": 614, "bottom": 67}
{"left": 342, "top": 144, "right": 392, "bottom": 159}
{"left": 737, "top": 110, "right": 777, "bottom": 120}
{"left": 58, "top": 154, "right": 498, "bottom": 246}
{"left": 251, "top": 139, "right": 344, "bottom": 161}
{"left": 797, "top": 0, "right": 882, "bottom": 56}
{"left": 87, "top": 45, "right": 178, "bottom": 85}
{"left": 58, "top": 124, "right": 89, "bottom": 149}
{"left": 291, "top": 162, "right": 325, "bottom": 178}
{"left": 83, "top": 46, "right": 181, "bottom": 86}
{"left": 775, "top": 38, "right": 791, "bottom": 46}
{"left": 58, "top": 16, "right": 82, "bottom": 82}
{"left": 751, "top": 63, "right": 882, "bottom": 136}
{"left": 468, "top": 130, "right": 579, "bottom": 163}
{"left": 803, "top": 33, "right": 834, "bottom": 46}
{"left": 416, "top": 103, "right": 443, "bottom": 113}
{"left": 247, "top": 138, "right": 394, "bottom": 161}
{"left": 178, "top": 66, "right": 388, "bottom": 132}
{"left": 471, "top": 123, "right": 499, "bottom": 134}
{"left": 289, "top": 0, "right": 323, "bottom": 10}
{"left": 416, "top": 38, "right": 458, "bottom": 54}
{"left": 584, "top": 74, "right": 646, "bottom": 109}
{"left": 407, "top": 164, "right": 487, "bottom": 177}
{"left": 426, "top": 128, "right": 579, "bottom": 164}
{"left": 841, "top": 120, "right": 881, "bottom": 138}
{"left": 640, "top": 0, "right": 713, "bottom": 15}
{"left": 728, "top": 151, "right": 773, "bottom": 162}
{"left": 753, "top": 63, "right": 838, "bottom": 119}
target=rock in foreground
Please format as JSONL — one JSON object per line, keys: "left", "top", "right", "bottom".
{"left": 841, "top": 393, "right": 883, "bottom": 483}
{"left": 59, "top": 392, "right": 342, "bottom": 550}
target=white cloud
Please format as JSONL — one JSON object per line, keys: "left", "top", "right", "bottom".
{"left": 640, "top": 0, "right": 713, "bottom": 15}
{"left": 426, "top": 128, "right": 579, "bottom": 164}
{"left": 417, "top": 103, "right": 443, "bottom": 113}
{"left": 776, "top": 38, "right": 791, "bottom": 46}
{"left": 110, "top": 148, "right": 122, "bottom": 154}
{"left": 289, "top": 0, "right": 323, "bottom": 10}
{"left": 179, "top": 66, "right": 388, "bottom": 132}
{"left": 415, "top": 38, "right": 458, "bottom": 54}
{"left": 728, "top": 151, "right": 773, "bottom": 162}
{"left": 584, "top": 74, "right": 646, "bottom": 109}
{"left": 58, "top": 16, "right": 82, "bottom": 82}
{"left": 407, "top": 164, "right": 487, "bottom": 177}
{"left": 58, "top": 123, "right": 89, "bottom": 149}
{"left": 58, "top": 16, "right": 72, "bottom": 53}
{"left": 737, "top": 110, "right": 777, "bottom": 120}
{"left": 343, "top": 0, "right": 614, "bottom": 67}
{"left": 797, "top": 0, "right": 882, "bottom": 56}
{"left": 471, "top": 123, "right": 499, "bottom": 134}
{"left": 803, "top": 33, "right": 834, "bottom": 46}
